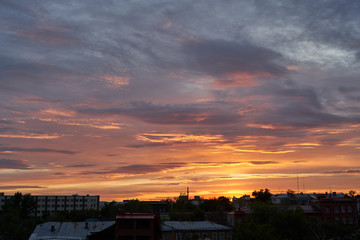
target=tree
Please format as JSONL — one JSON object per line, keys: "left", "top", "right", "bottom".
{"left": 122, "top": 199, "right": 152, "bottom": 212}
{"left": 200, "top": 196, "right": 233, "bottom": 212}
{"left": 169, "top": 198, "right": 203, "bottom": 221}
{"left": 347, "top": 190, "right": 357, "bottom": 198}
{"left": 252, "top": 188, "right": 272, "bottom": 202}
{"left": 0, "top": 192, "right": 38, "bottom": 240}
{"left": 100, "top": 201, "right": 122, "bottom": 219}
{"left": 233, "top": 203, "right": 311, "bottom": 240}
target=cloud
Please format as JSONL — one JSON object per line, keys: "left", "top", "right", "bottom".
{"left": 10, "top": 23, "right": 80, "bottom": 45}
{"left": 0, "top": 147, "right": 76, "bottom": 154}
{"left": 0, "top": 133, "right": 62, "bottom": 139}
{"left": 66, "top": 164, "right": 97, "bottom": 168}
{"left": 0, "top": 158, "right": 31, "bottom": 169}
{"left": 248, "top": 161, "right": 279, "bottom": 165}
{"left": 78, "top": 101, "right": 242, "bottom": 125}
{"left": 325, "top": 169, "right": 360, "bottom": 175}
{"left": 0, "top": 119, "right": 13, "bottom": 124}
{"left": 0, "top": 185, "right": 45, "bottom": 190}
{"left": 83, "top": 163, "right": 186, "bottom": 175}
{"left": 182, "top": 39, "right": 286, "bottom": 78}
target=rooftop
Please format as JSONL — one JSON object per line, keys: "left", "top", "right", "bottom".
{"left": 28, "top": 221, "right": 115, "bottom": 240}
{"left": 162, "top": 221, "right": 232, "bottom": 231}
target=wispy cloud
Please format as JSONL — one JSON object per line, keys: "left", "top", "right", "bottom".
{"left": 0, "top": 147, "right": 77, "bottom": 155}
{"left": 0, "top": 158, "right": 31, "bottom": 169}
{"left": 0, "top": 185, "right": 45, "bottom": 190}
{"left": 325, "top": 169, "right": 360, "bottom": 175}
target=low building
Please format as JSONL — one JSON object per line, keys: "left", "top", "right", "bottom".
{"left": 115, "top": 212, "right": 162, "bottom": 240}
{"left": 162, "top": 221, "right": 232, "bottom": 240}
{"left": 0, "top": 193, "right": 100, "bottom": 217}
{"left": 318, "top": 196, "right": 358, "bottom": 228}
{"left": 28, "top": 221, "right": 115, "bottom": 240}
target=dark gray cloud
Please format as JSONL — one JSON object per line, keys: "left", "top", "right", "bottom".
{"left": 0, "top": 120, "right": 13, "bottom": 124}
{"left": 0, "top": 147, "right": 76, "bottom": 154}
{"left": 248, "top": 161, "right": 279, "bottom": 165}
{"left": 325, "top": 169, "right": 360, "bottom": 175}
{"left": 126, "top": 142, "right": 172, "bottom": 148}
{"left": 261, "top": 104, "right": 349, "bottom": 128}
{"left": 338, "top": 86, "right": 359, "bottom": 94}
{"left": 0, "top": 158, "right": 31, "bottom": 169}
{"left": 66, "top": 164, "right": 96, "bottom": 168}
{"left": 0, "top": 185, "right": 44, "bottom": 190}
{"left": 78, "top": 101, "right": 241, "bottom": 125}
{"left": 83, "top": 163, "right": 186, "bottom": 175}
{"left": 182, "top": 39, "right": 286, "bottom": 76}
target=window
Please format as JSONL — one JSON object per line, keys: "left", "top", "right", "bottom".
{"left": 220, "top": 232, "right": 225, "bottom": 240}
{"left": 118, "top": 236, "right": 133, "bottom": 240}
{"left": 334, "top": 206, "right": 339, "bottom": 213}
{"left": 186, "top": 233, "right": 192, "bottom": 240}
{"left": 349, "top": 206, "right": 353, "bottom": 212}
{"left": 136, "top": 219, "right": 150, "bottom": 229}
{"left": 227, "top": 232, "right": 232, "bottom": 240}
{"left": 117, "top": 219, "right": 134, "bottom": 229}
{"left": 325, "top": 206, "right": 330, "bottom": 213}
{"left": 176, "top": 233, "right": 182, "bottom": 240}
{"left": 212, "top": 233, "right": 217, "bottom": 240}
{"left": 136, "top": 236, "right": 150, "bottom": 240}
{"left": 349, "top": 217, "right": 353, "bottom": 224}
{"left": 341, "top": 206, "right": 345, "bottom": 213}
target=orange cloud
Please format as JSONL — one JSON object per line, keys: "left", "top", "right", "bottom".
{"left": 212, "top": 72, "right": 270, "bottom": 87}
{"left": 247, "top": 123, "right": 295, "bottom": 130}
{"left": 100, "top": 75, "right": 129, "bottom": 87}
{"left": 0, "top": 133, "right": 61, "bottom": 139}
{"left": 286, "top": 65, "right": 300, "bottom": 71}
{"left": 136, "top": 133, "right": 225, "bottom": 144}
{"left": 38, "top": 108, "right": 76, "bottom": 117}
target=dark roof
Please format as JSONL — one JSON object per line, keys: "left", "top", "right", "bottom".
{"left": 28, "top": 221, "right": 115, "bottom": 240}
{"left": 162, "top": 221, "right": 232, "bottom": 231}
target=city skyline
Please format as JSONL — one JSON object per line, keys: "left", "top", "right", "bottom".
{"left": 0, "top": 1, "right": 360, "bottom": 201}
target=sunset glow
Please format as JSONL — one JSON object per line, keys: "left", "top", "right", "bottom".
{"left": 1, "top": 1, "right": 359, "bottom": 202}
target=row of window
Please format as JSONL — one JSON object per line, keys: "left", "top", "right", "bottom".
{"left": 37, "top": 204, "right": 95, "bottom": 208}
{"left": 324, "top": 205, "right": 354, "bottom": 213}
{"left": 36, "top": 198, "right": 97, "bottom": 202}
{"left": 164, "top": 232, "right": 231, "bottom": 240}
{"left": 36, "top": 204, "right": 97, "bottom": 208}
{"left": 326, "top": 216, "right": 355, "bottom": 224}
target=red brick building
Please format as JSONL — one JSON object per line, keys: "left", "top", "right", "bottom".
{"left": 318, "top": 197, "right": 358, "bottom": 228}
{"left": 115, "top": 212, "right": 161, "bottom": 240}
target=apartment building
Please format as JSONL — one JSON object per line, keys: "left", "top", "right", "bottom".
{"left": 0, "top": 193, "right": 99, "bottom": 217}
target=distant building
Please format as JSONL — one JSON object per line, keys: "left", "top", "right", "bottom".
{"left": 228, "top": 192, "right": 359, "bottom": 230}
{"left": 318, "top": 194, "right": 358, "bottom": 228}
{"left": 162, "top": 221, "right": 232, "bottom": 240}
{"left": 28, "top": 221, "right": 115, "bottom": 240}
{"left": 115, "top": 212, "right": 162, "bottom": 240}
{"left": 0, "top": 193, "right": 100, "bottom": 216}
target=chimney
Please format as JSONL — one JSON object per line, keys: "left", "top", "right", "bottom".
{"left": 51, "top": 226, "right": 55, "bottom": 232}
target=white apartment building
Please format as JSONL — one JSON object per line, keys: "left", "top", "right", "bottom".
{"left": 0, "top": 193, "right": 100, "bottom": 217}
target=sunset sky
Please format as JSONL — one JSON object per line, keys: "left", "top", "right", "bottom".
{"left": 1, "top": 1, "right": 360, "bottom": 201}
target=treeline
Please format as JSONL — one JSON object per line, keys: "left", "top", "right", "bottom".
{"left": 1, "top": 190, "right": 360, "bottom": 240}
{"left": 235, "top": 188, "right": 360, "bottom": 240}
